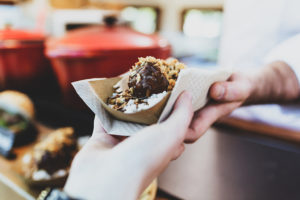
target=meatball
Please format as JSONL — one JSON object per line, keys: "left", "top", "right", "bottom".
{"left": 128, "top": 62, "right": 169, "bottom": 98}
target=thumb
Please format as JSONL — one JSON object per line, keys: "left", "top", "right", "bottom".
{"left": 163, "top": 91, "right": 193, "bottom": 135}
{"left": 210, "top": 78, "right": 252, "bottom": 102}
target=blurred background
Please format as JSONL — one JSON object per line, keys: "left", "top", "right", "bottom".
{"left": 0, "top": 0, "right": 225, "bottom": 122}
{"left": 0, "top": 0, "right": 223, "bottom": 63}
{"left": 1, "top": 1, "right": 300, "bottom": 200}
{"left": 0, "top": 1, "right": 226, "bottom": 199}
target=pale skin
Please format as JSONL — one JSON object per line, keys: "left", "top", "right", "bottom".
{"left": 64, "top": 61, "right": 300, "bottom": 199}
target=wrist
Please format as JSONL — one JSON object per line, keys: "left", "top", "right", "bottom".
{"left": 240, "top": 69, "right": 262, "bottom": 105}
{"left": 246, "top": 61, "right": 300, "bottom": 104}
{"left": 250, "top": 69, "right": 267, "bottom": 104}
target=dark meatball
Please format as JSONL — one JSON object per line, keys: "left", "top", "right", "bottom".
{"left": 128, "top": 62, "right": 169, "bottom": 98}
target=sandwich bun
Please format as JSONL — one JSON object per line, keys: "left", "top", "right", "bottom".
{"left": 0, "top": 90, "right": 34, "bottom": 119}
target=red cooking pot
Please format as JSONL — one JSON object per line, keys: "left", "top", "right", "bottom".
{"left": 46, "top": 17, "right": 171, "bottom": 108}
{"left": 0, "top": 27, "right": 54, "bottom": 92}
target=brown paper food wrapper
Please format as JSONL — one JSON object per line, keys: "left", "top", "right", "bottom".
{"left": 72, "top": 67, "right": 232, "bottom": 136}
{"left": 88, "top": 77, "right": 171, "bottom": 125}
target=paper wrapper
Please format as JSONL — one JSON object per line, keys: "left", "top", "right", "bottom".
{"left": 88, "top": 77, "right": 171, "bottom": 125}
{"left": 72, "top": 67, "right": 232, "bottom": 136}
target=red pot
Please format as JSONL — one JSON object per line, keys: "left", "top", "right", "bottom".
{"left": 46, "top": 20, "right": 171, "bottom": 108}
{"left": 0, "top": 28, "right": 54, "bottom": 92}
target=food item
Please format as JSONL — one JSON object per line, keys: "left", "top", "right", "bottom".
{"left": 22, "top": 127, "right": 77, "bottom": 182}
{"left": 0, "top": 90, "right": 36, "bottom": 149}
{"left": 0, "top": 90, "right": 34, "bottom": 120}
{"left": 0, "top": 109, "right": 28, "bottom": 132}
{"left": 128, "top": 60, "right": 169, "bottom": 98}
{"left": 107, "top": 57, "right": 185, "bottom": 113}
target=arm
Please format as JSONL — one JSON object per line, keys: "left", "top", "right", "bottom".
{"left": 184, "top": 61, "right": 300, "bottom": 142}
{"left": 213, "top": 61, "right": 300, "bottom": 104}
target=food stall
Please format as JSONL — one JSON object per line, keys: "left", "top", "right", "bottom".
{"left": 0, "top": 0, "right": 300, "bottom": 200}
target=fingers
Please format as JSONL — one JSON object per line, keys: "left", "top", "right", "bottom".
{"left": 92, "top": 117, "right": 106, "bottom": 135}
{"left": 83, "top": 92, "right": 193, "bottom": 196}
{"left": 171, "top": 143, "right": 185, "bottom": 161}
{"left": 163, "top": 91, "right": 194, "bottom": 136}
{"left": 184, "top": 101, "right": 242, "bottom": 143}
{"left": 109, "top": 92, "right": 193, "bottom": 184}
{"left": 90, "top": 117, "right": 120, "bottom": 147}
{"left": 210, "top": 74, "right": 252, "bottom": 102}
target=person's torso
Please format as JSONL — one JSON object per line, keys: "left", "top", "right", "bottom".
{"left": 219, "top": 0, "right": 300, "bottom": 68}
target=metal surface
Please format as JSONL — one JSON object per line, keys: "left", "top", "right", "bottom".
{"left": 159, "top": 126, "right": 300, "bottom": 200}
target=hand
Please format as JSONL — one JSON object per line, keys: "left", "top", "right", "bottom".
{"left": 184, "top": 61, "right": 300, "bottom": 143}
{"left": 64, "top": 92, "right": 193, "bottom": 200}
{"left": 184, "top": 72, "right": 253, "bottom": 142}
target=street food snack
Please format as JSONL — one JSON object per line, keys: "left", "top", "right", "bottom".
{"left": 107, "top": 57, "right": 185, "bottom": 114}
{"left": 22, "top": 127, "right": 77, "bottom": 185}
{"left": 0, "top": 91, "right": 36, "bottom": 153}
{"left": 0, "top": 90, "right": 34, "bottom": 119}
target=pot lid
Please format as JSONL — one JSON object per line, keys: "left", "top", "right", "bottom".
{"left": 0, "top": 28, "right": 44, "bottom": 41}
{"left": 0, "top": 27, "right": 44, "bottom": 49}
{"left": 46, "top": 25, "right": 170, "bottom": 58}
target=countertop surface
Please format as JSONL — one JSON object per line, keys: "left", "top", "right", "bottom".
{"left": 159, "top": 126, "right": 300, "bottom": 200}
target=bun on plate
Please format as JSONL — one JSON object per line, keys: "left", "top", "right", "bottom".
{"left": 0, "top": 90, "right": 36, "bottom": 148}
{"left": 0, "top": 90, "right": 34, "bottom": 119}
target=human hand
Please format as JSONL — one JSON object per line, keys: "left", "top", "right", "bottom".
{"left": 64, "top": 92, "right": 193, "bottom": 200}
{"left": 184, "top": 61, "right": 300, "bottom": 143}
{"left": 182, "top": 72, "right": 253, "bottom": 142}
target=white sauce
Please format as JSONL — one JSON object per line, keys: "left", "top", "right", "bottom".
{"left": 32, "top": 170, "right": 51, "bottom": 180}
{"left": 32, "top": 169, "right": 67, "bottom": 180}
{"left": 123, "top": 91, "right": 167, "bottom": 113}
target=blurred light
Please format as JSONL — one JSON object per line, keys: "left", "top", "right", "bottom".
{"left": 0, "top": 5, "right": 20, "bottom": 29}
{"left": 183, "top": 9, "right": 222, "bottom": 38}
{"left": 121, "top": 6, "right": 157, "bottom": 34}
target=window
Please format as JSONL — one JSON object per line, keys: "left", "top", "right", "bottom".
{"left": 181, "top": 8, "right": 223, "bottom": 62}
{"left": 120, "top": 6, "right": 159, "bottom": 34}
{"left": 183, "top": 9, "right": 223, "bottom": 38}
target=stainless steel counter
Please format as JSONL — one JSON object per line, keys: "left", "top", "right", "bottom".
{"left": 159, "top": 126, "right": 300, "bottom": 200}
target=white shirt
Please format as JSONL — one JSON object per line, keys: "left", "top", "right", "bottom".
{"left": 220, "top": 0, "right": 300, "bottom": 131}
{"left": 219, "top": 0, "right": 300, "bottom": 83}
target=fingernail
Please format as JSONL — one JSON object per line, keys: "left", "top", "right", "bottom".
{"left": 215, "top": 85, "right": 225, "bottom": 99}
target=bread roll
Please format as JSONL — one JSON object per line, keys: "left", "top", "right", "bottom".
{"left": 0, "top": 90, "right": 34, "bottom": 119}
